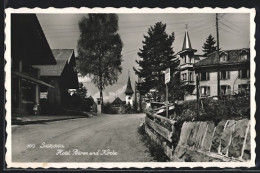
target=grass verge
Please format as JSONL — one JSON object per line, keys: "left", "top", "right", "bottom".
{"left": 137, "top": 124, "right": 170, "bottom": 162}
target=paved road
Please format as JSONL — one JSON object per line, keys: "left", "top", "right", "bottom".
{"left": 12, "top": 114, "right": 153, "bottom": 162}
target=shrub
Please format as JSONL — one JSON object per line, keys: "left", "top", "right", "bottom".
{"left": 177, "top": 95, "right": 250, "bottom": 123}
{"left": 102, "top": 102, "right": 118, "bottom": 114}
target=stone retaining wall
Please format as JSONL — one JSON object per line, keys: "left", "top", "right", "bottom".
{"left": 173, "top": 119, "right": 251, "bottom": 162}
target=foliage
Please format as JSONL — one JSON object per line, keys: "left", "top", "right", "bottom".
{"left": 123, "top": 103, "right": 136, "bottom": 114}
{"left": 134, "top": 22, "right": 179, "bottom": 97}
{"left": 102, "top": 102, "right": 118, "bottom": 114}
{"left": 137, "top": 124, "right": 169, "bottom": 162}
{"left": 202, "top": 34, "right": 217, "bottom": 56}
{"left": 75, "top": 82, "right": 87, "bottom": 100}
{"left": 168, "top": 72, "right": 184, "bottom": 102}
{"left": 77, "top": 14, "right": 123, "bottom": 103}
{"left": 177, "top": 95, "right": 250, "bottom": 125}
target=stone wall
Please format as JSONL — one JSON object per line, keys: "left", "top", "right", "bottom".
{"left": 173, "top": 119, "right": 251, "bottom": 162}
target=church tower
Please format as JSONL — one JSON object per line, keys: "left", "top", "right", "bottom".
{"left": 124, "top": 71, "right": 134, "bottom": 106}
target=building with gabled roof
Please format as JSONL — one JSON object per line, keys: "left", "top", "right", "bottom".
{"left": 33, "top": 49, "right": 79, "bottom": 110}
{"left": 111, "top": 97, "right": 125, "bottom": 107}
{"left": 11, "top": 14, "right": 57, "bottom": 114}
{"left": 194, "top": 48, "right": 250, "bottom": 97}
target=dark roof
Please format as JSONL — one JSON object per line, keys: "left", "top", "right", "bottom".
{"left": 194, "top": 48, "right": 250, "bottom": 68}
{"left": 34, "top": 49, "right": 74, "bottom": 76}
{"left": 182, "top": 31, "right": 192, "bottom": 50}
{"left": 192, "top": 54, "right": 203, "bottom": 61}
{"left": 125, "top": 76, "right": 134, "bottom": 95}
{"left": 11, "top": 14, "right": 56, "bottom": 65}
{"left": 111, "top": 97, "right": 124, "bottom": 105}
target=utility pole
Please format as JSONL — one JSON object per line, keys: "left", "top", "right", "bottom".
{"left": 165, "top": 68, "right": 170, "bottom": 118}
{"left": 216, "top": 13, "right": 220, "bottom": 98}
{"left": 196, "top": 74, "right": 200, "bottom": 119}
{"left": 166, "top": 83, "right": 169, "bottom": 118}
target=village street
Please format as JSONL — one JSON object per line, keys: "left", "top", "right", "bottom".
{"left": 12, "top": 114, "right": 153, "bottom": 162}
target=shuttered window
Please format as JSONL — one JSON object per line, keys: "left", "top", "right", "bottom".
{"left": 220, "top": 85, "right": 231, "bottom": 95}
{"left": 200, "top": 72, "right": 210, "bottom": 81}
{"left": 220, "top": 71, "right": 230, "bottom": 80}
{"left": 238, "top": 84, "right": 250, "bottom": 94}
{"left": 200, "top": 86, "right": 210, "bottom": 96}
{"left": 238, "top": 69, "right": 250, "bottom": 79}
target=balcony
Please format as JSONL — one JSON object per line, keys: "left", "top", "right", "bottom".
{"left": 180, "top": 63, "right": 193, "bottom": 70}
{"left": 181, "top": 80, "right": 195, "bottom": 86}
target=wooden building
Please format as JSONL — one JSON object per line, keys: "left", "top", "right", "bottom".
{"left": 111, "top": 97, "right": 125, "bottom": 113}
{"left": 34, "top": 49, "right": 79, "bottom": 110}
{"left": 11, "top": 14, "right": 57, "bottom": 114}
{"left": 194, "top": 48, "right": 250, "bottom": 97}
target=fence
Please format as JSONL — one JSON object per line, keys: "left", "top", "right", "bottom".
{"left": 144, "top": 111, "right": 176, "bottom": 160}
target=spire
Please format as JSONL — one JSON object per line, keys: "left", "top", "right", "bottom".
{"left": 182, "top": 24, "right": 193, "bottom": 51}
{"left": 125, "top": 71, "right": 134, "bottom": 95}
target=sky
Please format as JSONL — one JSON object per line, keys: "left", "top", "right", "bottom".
{"left": 37, "top": 13, "right": 250, "bottom": 103}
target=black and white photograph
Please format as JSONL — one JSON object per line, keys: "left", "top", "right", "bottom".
{"left": 5, "top": 8, "right": 255, "bottom": 168}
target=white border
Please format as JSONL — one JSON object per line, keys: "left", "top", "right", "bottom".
{"left": 5, "top": 7, "right": 256, "bottom": 168}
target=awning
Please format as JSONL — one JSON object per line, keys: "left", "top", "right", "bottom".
{"left": 12, "top": 71, "right": 54, "bottom": 88}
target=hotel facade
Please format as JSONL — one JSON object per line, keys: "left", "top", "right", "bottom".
{"left": 176, "top": 27, "right": 250, "bottom": 101}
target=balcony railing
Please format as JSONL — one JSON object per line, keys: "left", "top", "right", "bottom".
{"left": 180, "top": 63, "right": 193, "bottom": 69}
{"left": 181, "top": 80, "right": 195, "bottom": 85}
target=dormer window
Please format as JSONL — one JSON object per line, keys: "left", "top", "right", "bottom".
{"left": 240, "top": 54, "right": 248, "bottom": 60}
{"left": 240, "top": 49, "right": 249, "bottom": 61}
{"left": 219, "top": 52, "right": 228, "bottom": 62}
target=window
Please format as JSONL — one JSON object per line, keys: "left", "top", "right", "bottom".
{"left": 182, "top": 73, "right": 187, "bottom": 81}
{"left": 200, "top": 72, "right": 210, "bottom": 81}
{"left": 220, "top": 52, "right": 228, "bottom": 62}
{"left": 189, "top": 72, "right": 193, "bottom": 81}
{"left": 238, "top": 84, "right": 250, "bottom": 94}
{"left": 240, "top": 50, "right": 249, "bottom": 61}
{"left": 240, "top": 54, "right": 248, "bottom": 61}
{"left": 21, "top": 80, "right": 36, "bottom": 103}
{"left": 200, "top": 86, "right": 210, "bottom": 96}
{"left": 238, "top": 69, "right": 250, "bottom": 79}
{"left": 221, "top": 85, "right": 231, "bottom": 95}
{"left": 220, "top": 71, "right": 230, "bottom": 80}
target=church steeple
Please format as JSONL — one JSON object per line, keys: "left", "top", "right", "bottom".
{"left": 125, "top": 70, "right": 134, "bottom": 96}
{"left": 182, "top": 24, "right": 193, "bottom": 51}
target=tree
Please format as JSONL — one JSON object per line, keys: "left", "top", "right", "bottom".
{"left": 75, "top": 82, "right": 87, "bottom": 100}
{"left": 202, "top": 34, "right": 217, "bottom": 56}
{"left": 168, "top": 72, "right": 184, "bottom": 101}
{"left": 77, "top": 14, "right": 123, "bottom": 104}
{"left": 134, "top": 22, "right": 179, "bottom": 97}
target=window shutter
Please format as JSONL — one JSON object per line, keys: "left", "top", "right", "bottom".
{"left": 207, "top": 86, "right": 210, "bottom": 96}
{"left": 238, "top": 70, "right": 241, "bottom": 79}
{"left": 220, "top": 71, "right": 222, "bottom": 79}
{"left": 227, "top": 85, "right": 231, "bottom": 95}
{"left": 206, "top": 72, "right": 210, "bottom": 80}
{"left": 247, "top": 69, "right": 250, "bottom": 78}
{"left": 227, "top": 71, "right": 230, "bottom": 79}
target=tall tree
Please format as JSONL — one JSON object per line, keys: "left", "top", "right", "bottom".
{"left": 77, "top": 14, "right": 123, "bottom": 104}
{"left": 202, "top": 34, "right": 217, "bottom": 56}
{"left": 134, "top": 22, "right": 179, "bottom": 97}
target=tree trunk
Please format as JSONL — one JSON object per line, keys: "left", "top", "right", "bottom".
{"left": 100, "top": 89, "right": 103, "bottom": 105}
